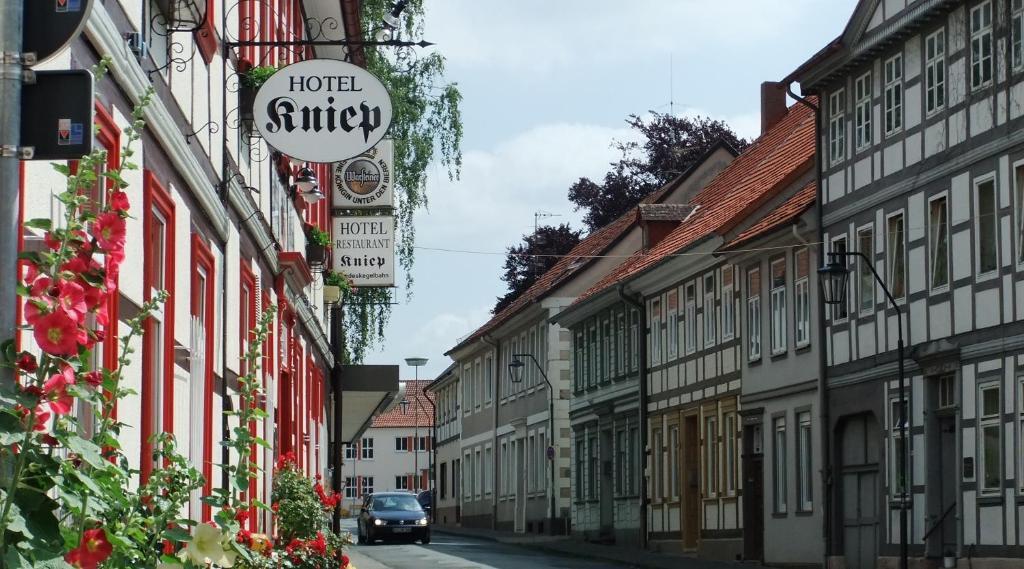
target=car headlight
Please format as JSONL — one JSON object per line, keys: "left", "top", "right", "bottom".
{"left": 416, "top": 518, "right": 428, "bottom": 526}
{"left": 373, "top": 519, "right": 385, "bottom": 526}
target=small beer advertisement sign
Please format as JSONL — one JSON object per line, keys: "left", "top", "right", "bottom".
{"left": 332, "top": 216, "right": 395, "bottom": 287}
{"left": 332, "top": 140, "right": 394, "bottom": 209}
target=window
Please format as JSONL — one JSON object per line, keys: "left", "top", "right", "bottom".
{"left": 535, "top": 433, "right": 545, "bottom": 491}
{"left": 925, "top": 29, "right": 946, "bottom": 114}
{"left": 345, "top": 477, "right": 357, "bottom": 499}
{"left": 979, "top": 384, "right": 1001, "bottom": 494}
{"left": 575, "top": 438, "right": 585, "bottom": 500}
{"left": 474, "top": 359, "right": 482, "bottom": 406}
{"left": 938, "top": 374, "right": 956, "bottom": 409}
{"left": 773, "top": 416, "right": 787, "bottom": 513}
{"left": 628, "top": 426, "right": 639, "bottom": 494}
{"left": 831, "top": 237, "right": 849, "bottom": 319}
{"left": 344, "top": 444, "right": 356, "bottom": 460}
{"left": 829, "top": 89, "right": 846, "bottom": 164}
{"left": 724, "top": 412, "right": 737, "bottom": 495}
{"left": 858, "top": 227, "right": 875, "bottom": 313}
{"left": 770, "top": 258, "right": 787, "bottom": 354}
{"left": 616, "top": 430, "right": 627, "bottom": 495}
{"left": 527, "top": 436, "right": 536, "bottom": 493}
{"left": 361, "top": 438, "right": 374, "bottom": 459}
{"left": 362, "top": 476, "right": 374, "bottom": 496}
{"left": 854, "top": 72, "right": 872, "bottom": 149}
{"left": 476, "top": 449, "right": 483, "bottom": 497}
{"left": 976, "top": 178, "right": 998, "bottom": 275}
{"left": 890, "top": 399, "right": 908, "bottom": 497}
{"left": 722, "top": 268, "right": 735, "bottom": 340}
{"left": 797, "top": 412, "right": 813, "bottom": 511}
{"left": 608, "top": 317, "right": 617, "bottom": 376}
{"left": 190, "top": 236, "right": 216, "bottom": 518}
{"left": 617, "top": 311, "right": 626, "bottom": 376}
{"left": 704, "top": 275, "right": 716, "bottom": 348}
{"left": 1017, "top": 165, "right": 1024, "bottom": 266}
{"left": 1015, "top": 0, "right": 1024, "bottom": 69}
{"left": 653, "top": 429, "right": 664, "bottom": 500}
{"left": 747, "top": 267, "right": 762, "bottom": 360}
{"left": 395, "top": 437, "right": 409, "bottom": 452}
{"left": 484, "top": 354, "right": 493, "bottom": 403}
{"left": 484, "top": 446, "right": 493, "bottom": 495}
{"left": 685, "top": 284, "right": 697, "bottom": 353}
{"left": 574, "top": 330, "right": 585, "bottom": 392}
{"left": 588, "top": 434, "right": 599, "bottom": 499}
{"left": 884, "top": 54, "right": 903, "bottom": 135}
{"left": 887, "top": 215, "right": 906, "bottom": 299}
{"left": 705, "top": 415, "right": 718, "bottom": 497}
{"left": 929, "top": 195, "right": 950, "bottom": 289}
{"left": 971, "top": 1, "right": 993, "bottom": 88}
{"left": 440, "top": 463, "right": 448, "bottom": 499}
{"left": 395, "top": 476, "right": 410, "bottom": 490}
{"left": 630, "top": 310, "right": 639, "bottom": 371}
{"left": 795, "top": 248, "right": 810, "bottom": 347}
{"left": 668, "top": 425, "right": 680, "bottom": 501}
{"left": 667, "top": 292, "right": 679, "bottom": 359}
{"left": 416, "top": 436, "right": 430, "bottom": 451}
{"left": 589, "top": 325, "right": 598, "bottom": 388}
{"left": 602, "top": 320, "right": 611, "bottom": 380}
{"left": 651, "top": 299, "right": 662, "bottom": 364}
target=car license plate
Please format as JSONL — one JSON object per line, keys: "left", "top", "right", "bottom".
{"left": 392, "top": 527, "right": 411, "bottom": 533}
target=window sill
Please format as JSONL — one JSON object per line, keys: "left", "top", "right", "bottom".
{"left": 794, "top": 508, "right": 814, "bottom": 517}
{"left": 771, "top": 511, "right": 789, "bottom": 519}
{"left": 770, "top": 350, "right": 788, "bottom": 361}
{"left": 795, "top": 343, "right": 811, "bottom": 354}
{"left": 748, "top": 356, "right": 763, "bottom": 366}
{"left": 977, "top": 495, "right": 1003, "bottom": 506}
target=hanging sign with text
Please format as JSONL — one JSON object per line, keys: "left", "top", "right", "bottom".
{"left": 253, "top": 58, "right": 393, "bottom": 163}
{"left": 332, "top": 216, "right": 395, "bottom": 287}
{"left": 332, "top": 140, "right": 394, "bottom": 209}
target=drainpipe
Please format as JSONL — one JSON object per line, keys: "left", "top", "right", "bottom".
{"left": 618, "top": 285, "right": 648, "bottom": 549}
{"left": 330, "top": 302, "right": 345, "bottom": 532}
{"left": 787, "top": 82, "right": 830, "bottom": 564}
{"left": 480, "top": 334, "right": 500, "bottom": 530}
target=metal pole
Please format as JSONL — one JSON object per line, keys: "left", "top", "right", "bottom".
{"left": 330, "top": 303, "right": 346, "bottom": 533}
{"left": 413, "top": 364, "right": 419, "bottom": 493}
{"left": 0, "top": 0, "right": 24, "bottom": 392}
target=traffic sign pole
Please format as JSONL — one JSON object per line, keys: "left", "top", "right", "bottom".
{"left": 0, "top": 0, "right": 25, "bottom": 388}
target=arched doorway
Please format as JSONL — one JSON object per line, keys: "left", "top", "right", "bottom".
{"left": 836, "top": 413, "right": 881, "bottom": 569}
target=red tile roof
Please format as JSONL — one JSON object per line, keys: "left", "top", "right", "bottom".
{"left": 719, "top": 180, "right": 816, "bottom": 251}
{"left": 371, "top": 380, "right": 434, "bottom": 428}
{"left": 574, "top": 100, "right": 816, "bottom": 304}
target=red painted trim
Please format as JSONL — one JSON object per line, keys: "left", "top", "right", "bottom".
{"left": 240, "top": 262, "right": 258, "bottom": 530}
{"left": 140, "top": 171, "right": 177, "bottom": 482}
{"left": 191, "top": 234, "right": 216, "bottom": 520}
{"left": 14, "top": 162, "right": 24, "bottom": 352}
{"left": 194, "top": 0, "right": 218, "bottom": 64}
{"left": 95, "top": 103, "right": 121, "bottom": 415}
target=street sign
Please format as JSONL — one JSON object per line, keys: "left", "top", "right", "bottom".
{"left": 253, "top": 59, "right": 393, "bottom": 163}
{"left": 21, "top": 70, "right": 94, "bottom": 161}
{"left": 331, "top": 216, "right": 395, "bottom": 287}
{"left": 24, "top": 0, "right": 94, "bottom": 65}
{"left": 332, "top": 140, "right": 394, "bottom": 209}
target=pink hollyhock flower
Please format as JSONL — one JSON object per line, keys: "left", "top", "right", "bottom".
{"left": 81, "top": 371, "right": 103, "bottom": 388}
{"left": 65, "top": 528, "right": 113, "bottom": 569}
{"left": 31, "top": 406, "right": 51, "bottom": 432}
{"left": 91, "top": 212, "right": 126, "bottom": 252}
{"left": 55, "top": 280, "right": 88, "bottom": 322}
{"left": 44, "top": 231, "right": 62, "bottom": 251}
{"left": 43, "top": 365, "right": 75, "bottom": 394}
{"left": 109, "top": 191, "right": 130, "bottom": 212}
{"left": 29, "top": 275, "right": 52, "bottom": 297}
{"left": 34, "top": 310, "right": 86, "bottom": 355}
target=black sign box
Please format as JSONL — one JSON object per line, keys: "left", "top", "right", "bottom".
{"left": 24, "top": 0, "right": 94, "bottom": 65}
{"left": 21, "top": 70, "right": 94, "bottom": 161}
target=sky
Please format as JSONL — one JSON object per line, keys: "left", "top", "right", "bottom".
{"left": 364, "top": 0, "right": 859, "bottom": 380}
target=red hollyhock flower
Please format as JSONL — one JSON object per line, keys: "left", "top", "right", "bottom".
{"left": 81, "top": 371, "right": 103, "bottom": 388}
{"left": 310, "top": 532, "right": 327, "bottom": 556}
{"left": 65, "top": 528, "right": 113, "bottom": 569}
{"left": 55, "top": 280, "right": 88, "bottom": 323}
{"left": 44, "top": 231, "right": 62, "bottom": 251}
{"left": 109, "top": 191, "right": 130, "bottom": 212}
{"left": 91, "top": 212, "right": 126, "bottom": 252}
{"left": 34, "top": 310, "right": 86, "bottom": 355}
{"left": 235, "top": 508, "right": 250, "bottom": 525}
{"left": 236, "top": 528, "right": 253, "bottom": 545}
{"left": 30, "top": 405, "right": 50, "bottom": 432}
{"left": 15, "top": 353, "right": 38, "bottom": 373}
{"left": 342, "top": 554, "right": 350, "bottom": 568}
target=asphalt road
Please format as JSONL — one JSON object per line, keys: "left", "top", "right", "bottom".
{"left": 341, "top": 520, "right": 624, "bottom": 569}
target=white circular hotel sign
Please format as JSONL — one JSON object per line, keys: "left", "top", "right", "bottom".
{"left": 254, "top": 58, "right": 393, "bottom": 163}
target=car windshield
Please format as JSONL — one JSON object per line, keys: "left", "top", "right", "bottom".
{"left": 373, "top": 495, "right": 422, "bottom": 512}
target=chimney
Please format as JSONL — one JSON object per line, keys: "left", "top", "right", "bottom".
{"left": 760, "top": 81, "right": 788, "bottom": 134}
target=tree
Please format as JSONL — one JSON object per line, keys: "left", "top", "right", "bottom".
{"left": 494, "top": 224, "right": 582, "bottom": 313}
{"left": 569, "top": 113, "right": 749, "bottom": 231}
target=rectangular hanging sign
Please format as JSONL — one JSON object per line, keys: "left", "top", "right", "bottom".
{"left": 332, "top": 215, "right": 395, "bottom": 287}
{"left": 332, "top": 140, "right": 394, "bottom": 209}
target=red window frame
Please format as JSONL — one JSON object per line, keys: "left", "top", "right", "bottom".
{"left": 239, "top": 262, "right": 258, "bottom": 528}
{"left": 194, "top": 0, "right": 218, "bottom": 64}
{"left": 260, "top": 289, "right": 272, "bottom": 532}
{"left": 191, "top": 234, "right": 217, "bottom": 519}
{"left": 140, "top": 170, "right": 176, "bottom": 481}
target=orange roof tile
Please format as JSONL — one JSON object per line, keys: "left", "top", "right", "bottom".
{"left": 720, "top": 181, "right": 816, "bottom": 251}
{"left": 371, "top": 380, "right": 434, "bottom": 428}
{"left": 574, "top": 100, "right": 816, "bottom": 304}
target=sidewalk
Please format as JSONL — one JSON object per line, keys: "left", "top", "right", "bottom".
{"left": 432, "top": 525, "right": 744, "bottom": 569}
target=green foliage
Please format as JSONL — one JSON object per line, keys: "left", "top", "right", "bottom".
{"left": 271, "top": 460, "right": 324, "bottom": 542}
{"left": 306, "top": 226, "right": 332, "bottom": 247}
{"left": 242, "top": 66, "right": 278, "bottom": 89}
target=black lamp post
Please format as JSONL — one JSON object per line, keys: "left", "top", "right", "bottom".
{"left": 818, "top": 251, "right": 907, "bottom": 569}
{"left": 509, "top": 353, "right": 557, "bottom": 535}
{"left": 405, "top": 358, "right": 429, "bottom": 497}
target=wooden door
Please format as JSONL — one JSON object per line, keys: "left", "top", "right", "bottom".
{"left": 838, "top": 414, "right": 880, "bottom": 569}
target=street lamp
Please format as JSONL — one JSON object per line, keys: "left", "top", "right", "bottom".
{"left": 290, "top": 166, "right": 324, "bottom": 204}
{"left": 509, "top": 353, "right": 558, "bottom": 535}
{"left": 818, "top": 250, "right": 908, "bottom": 569}
{"left": 405, "top": 358, "right": 428, "bottom": 495}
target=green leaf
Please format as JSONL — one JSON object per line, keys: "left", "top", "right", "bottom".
{"left": 6, "top": 502, "right": 32, "bottom": 539}
{"left": 254, "top": 436, "right": 272, "bottom": 449}
{"left": 24, "top": 218, "right": 53, "bottom": 231}
{"left": 63, "top": 435, "right": 106, "bottom": 468}
{"left": 163, "top": 527, "right": 192, "bottom": 542}
{"left": 3, "top": 548, "right": 31, "bottom": 569}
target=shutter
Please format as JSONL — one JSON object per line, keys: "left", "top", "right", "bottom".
{"left": 406, "top": 474, "right": 413, "bottom": 490}
{"left": 407, "top": 436, "right": 414, "bottom": 451}
{"left": 357, "top": 476, "right": 363, "bottom": 495}
{"left": 426, "top": 436, "right": 432, "bottom": 451}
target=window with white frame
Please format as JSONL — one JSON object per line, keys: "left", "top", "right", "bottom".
{"left": 464, "top": 452, "right": 472, "bottom": 499}
{"left": 485, "top": 354, "right": 493, "bottom": 403}
{"left": 344, "top": 444, "right": 356, "bottom": 460}
{"left": 602, "top": 319, "right": 612, "bottom": 380}
{"left": 1017, "top": 165, "right": 1024, "bottom": 265}
{"left": 667, "top": 291, "right": 679, "bottom": 359}
{"left": 929, "top": 195, "right": 950, "bottom": 289}
{"left": 650, "top": 299, "right": 662, "bottom": 364}
{"left": 362, "top": 476, "right": 374, "bottom": 496}
{"left": 854, "top": 72, "right": 871, "bottom": 149}
{"left": 887, "top": 214, "right": 906, "bottom": 299}
{"left": 417, "top": 436, "right": 430, "bottom": 451}
{"left": 395, "top": 476, "right": 410, "bottom": 490}
{"left": 344, "top": 477, "right": 356, "bottom": 498}
{"left": 395, "top": 437, "right": 409, "bottom": 452}
{"left": 795, "top": 248, "right": 810, "bottom": 347}
{"left": 501, "top": 441, "right": 509, "bottom": 496}
{"left": 463, "top": 364, "right": 471, "bottom": 410}
{"left": 705, "top": 415, "right": 718, "bottom": 497}
{"left": 628, "top": 426, "right": 639, "bottom": 494}
{"left": 574, "top": 330, "right": 585, "bottom": 392}
{"left": 536, "top": 432, "right": 545, "bottom": 490}
{"left": 475, "top": 449, "right": 482, "bottom": 498}
{"left": 617, "top": 311, "right": 626, "bottom": 376}
{"left": 976, "top": 178, "right": 998, "bottom": 275}
{"left": 588, "top": 324, "right": 598, "bottom": 388}
{"left": 884, "top": 54, "right": 903, "bottom": 135}
{"left": 979, "top": 383, "right": 1001, "bottom": 494}
{"left": 588, "top": 434, "right": 599, "bottom": 499}
{"left": 361, "top": 438, "right": 374, "bottom": 459}
{"left": 747, "top": 267, "right": 762, "bottom": 360}
{"left": 773, "top": 416, "right": 787, "bottom": 513}
{"left": 484, "top": 446, "right": 493, "bottom": 495}
{"left": 858, "top": 227, "right": 875, "bottom": 313}
{"left": 890, "top": 398, "right": 908, "bottom": 497}
{"left": 829, "top": 89, "right": 846, "bottom": 165}
{"left": 797, "top": 411, "right": 813, "bottom": 511}
{"left": 630, "top": 310, "right": 639, "bottom": 371}
{"left": 527, "top": 436, "right": 536, "bottom": 493}
{"left": 724, "top": 412, "right": 737, "bottom": 495}
{"left": 770, "top": 258, "right": 787, "bottom": 354}
{"left": 704, "top": 274, "right": 716, "bottom": 348}
{"left": 722, "top": 267, "right": 735, "bottom": 340}
{"left": 1015, "top": 0, "right": 1024, "bottom": 69}
{"left": 668, "top": 425, "right": 680, "bottom": 501}
{"left": 574, "top": 438, "right": 584, "bottom": 500}
{"left": 685, "top": 284, "right": 697, "bottom": 353}
{"left": 652, "top": 428, "right": 664, "bottom": 500}
{"left": 607, "top": 317, "right": 617, "bottom": 378}
{"left": 475, "top": 359, "right": 483, "bottom": 403}
{"left": 971, "top": 1, "right": 994, "bottom": 89}
{"left": 926, "top": 29, "right": 946, "bottom": 114}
